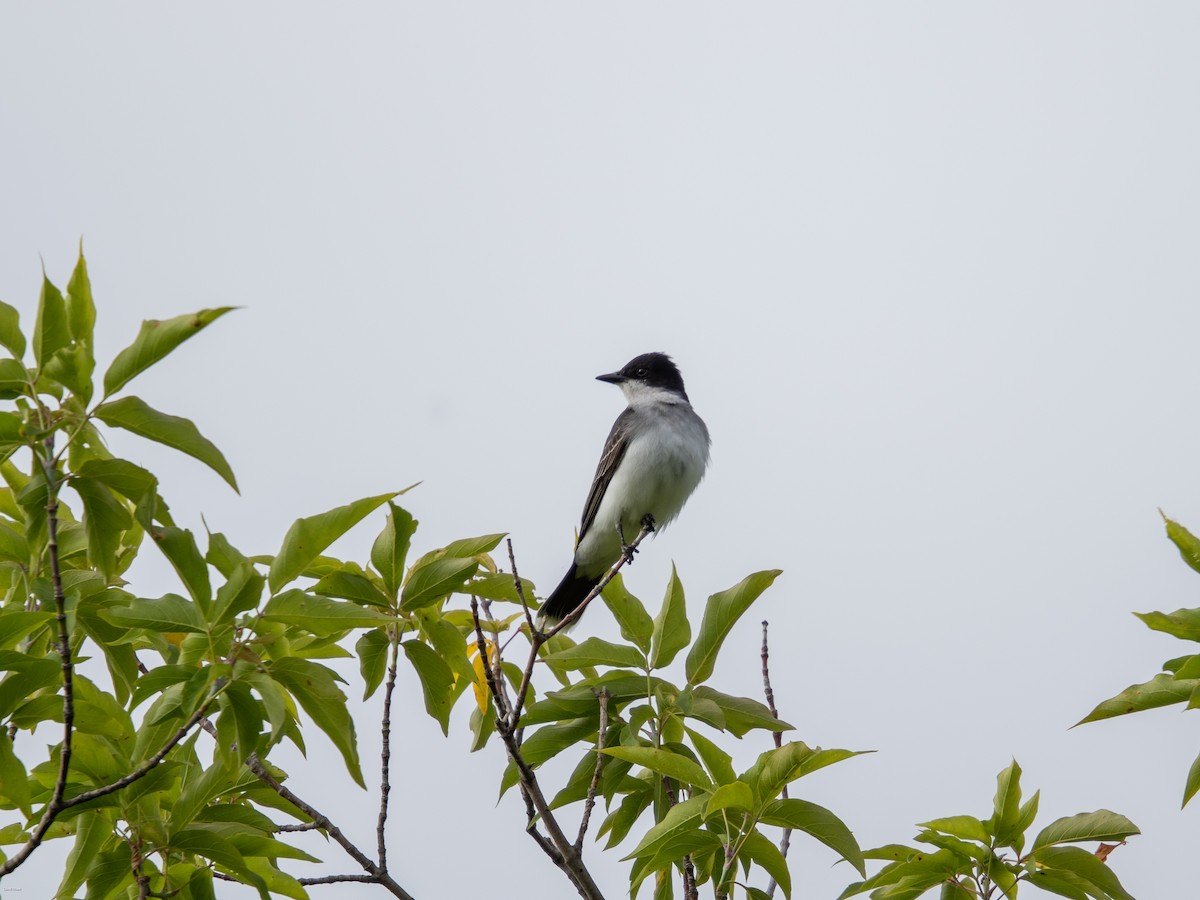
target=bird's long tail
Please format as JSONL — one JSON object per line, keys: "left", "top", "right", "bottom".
{"left": 539, "top": 562, "right": 603, "bottom": 626}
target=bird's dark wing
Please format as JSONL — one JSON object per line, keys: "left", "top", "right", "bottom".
{"left": 579, "top": 408, "right": 633, "bottom": 540}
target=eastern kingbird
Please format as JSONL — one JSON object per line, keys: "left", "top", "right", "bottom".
{"left": 540, "top": 352, "right": 710, "bottom": 625}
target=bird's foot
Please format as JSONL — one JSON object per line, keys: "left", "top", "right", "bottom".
{"left": 641, "top": 513, "right": 657, "bottom": 533}
{"left": 618, "top": 522, "right": 639, "bottom": 564}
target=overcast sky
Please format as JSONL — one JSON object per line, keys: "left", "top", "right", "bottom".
{"left": 4, "top": 4, "right": 1200, "bottom": 898}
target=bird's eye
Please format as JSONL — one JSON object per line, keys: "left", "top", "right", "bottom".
{"left": 635, "top": 367, "right": 647, "bottom": 378}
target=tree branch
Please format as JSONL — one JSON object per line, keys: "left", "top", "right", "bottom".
{"left": 378, "top": 626, "right": 400, "bottom": 873}
{"left": 761, "top": 620, "right": 791, "bottom": 899}
{"left": 245, "top": 753, "right": 416, "bottom": 900}
{"left": 0, "top": 450, "right": 75, "bottom": 877}
{"left": 575, "top": 689, "right": 610, "bottom": 852}
{"left": 469, "top": 599, "right": 606, "bottom": 900}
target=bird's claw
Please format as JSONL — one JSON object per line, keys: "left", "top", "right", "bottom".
{"left": 641, "top": 513, "right": 657, "bottom": 533}
{"left": 618, "top": 522, "right": 640, "bottom": 564}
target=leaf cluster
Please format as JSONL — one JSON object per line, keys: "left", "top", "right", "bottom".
{"left": 843, "top": 761, "right": 1139, "bottom": 900}
{"left": 1078, "top": 512, "right": 1200, "bottom": 807}
{"left": 475, "top": 566, "right": 869, "bottom": 899}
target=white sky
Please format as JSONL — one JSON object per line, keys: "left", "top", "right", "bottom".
{"left": 4, "top": 4, "right": 1200, "bottom": 898}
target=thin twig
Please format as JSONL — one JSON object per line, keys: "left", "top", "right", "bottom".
{"left": 298, "top": 874, "right": 380, "bottom": 886}
{"left": 761, "top": 620, "right": 791, "bottom": 899}
{"left": 575, "top": 689, "right": 610, "bottom": 852}
{"left": 469, "top": 599, "right": 605, "bottom": 900}
{"left": 507, "top": 522, "right": 653, "bottom": 733}
{"left": 246, "top": 753, "right": 416, "bottom": 900}
{"left": 507, "top": 538, "right": 538, "bottom": 637}
{"left": 378, "top": 626, "right": 400, "bottom": 873}
{"left": 277, "top": 822, "right": 323, "bottom": 833}
{"left": 0, "top": 450, "right": 75, "bottom": 877}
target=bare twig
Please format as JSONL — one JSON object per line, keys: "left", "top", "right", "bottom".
{"left": 276, "top": 822, "right": 323, "bottom": 833}
{"left": 507, "top": 538, "right": 538, "bottom": 637}
{"left": 762, "top": 620, "right": 792, "bottom": 899}
{"left": 0, "top": 450, "right": 76, "bottom": 877}
{"left": 575, "top": 689, "right": 610, "bottom": 852}
{"left": 298, "top": 874, "right": 380, "bottom": 887}
{"left": 246, "top": 753, "right": 416, "bottom": 900}
{"left": 377, "top": 626, "right": 400, "bottom": 873}
{"left": 469, "top": 599, "right": 606, "bottom": 900}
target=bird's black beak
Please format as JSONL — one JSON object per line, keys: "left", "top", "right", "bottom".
{"left": 596, "top": 371, "right": 625, "bottom": 384}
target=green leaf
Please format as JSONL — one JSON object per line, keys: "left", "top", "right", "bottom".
{"left": 918, "top": 815, "right": 990, "bottom": 843}
{"left": 542, "top": 636, "right": 647, "bottom": 670}
{"left": 370, "top": 500, "right": 417, "bottom": 598}
{"left": 685, "top": 569, "right": 782, "bottom": 686}
{"left": 602, "top": 573, "right": 654, "bottom": 654}
{"left": 601, "top": 746, "right": 713, "bottom": 790}
{"left": 458, "top": 571, "right": 536, "bottom": 604}
{"left": 1162, "top": 511, "right": 1200, "bottom": 575}
{"left": 33, "top": 274, "right": 70, "bottom": 368}
{"left": 649, "top": 565, "right": 690, "bottom": 670}
{"left": 56, "top": 808, "right": 110, "bottom": 899}
{"left": 268, "top": 492, "right": 397, "bottom": 592}
{"left": 65, "top": 246, "right": 96, "bottom": 347}
{"left": 622, "top": 794, "right": 707, "bottom": 861}
{"left": 103, "top": 593, "right": 205, "bottom": 633}
{"left": 1031, "top": 810, "right": 1140, "bottom": 851}
{"left": 0, "top": 300, "right": 25, "bottom": 359}
{"left": 690, "top": 686, "right": 793, "bottom": 736}
{"left": 440, "top": 532, "right": 506, "bottom": 557}
{"left": 684, "top": 726, "right": 736, "bottom": 786}
{"left": 0, "top": 731, "right": 31, "bottom": 816}
{"left": 749, "top": 742, "right": 865, "bottom": 802}
{"left": 150, "top": 525, "right": 212, "bottom": 613}
{"left": 357, "top": 628, "right": 390, "bottom": 700}
{"left": 102, "top": 307, "right": 235, "bottom": 397}
{"left": 1076, "top": 672, "right": 1198, "bottom": 724}
{"left": 705, "top": 781, "right": 753, "bottom": 816}
{"left": 43, "top": 342, "right": 94, "bottom": 401}
{"left": 211, "top": 560, "right": 265, "bottom": 625}
{"left": 760, "top": 798, "right": 865, "bottom": 876}
{"left": 740, "top": 827, "right": 791, "bottom": 899}
{"left": 94, "top": 396, "right": 238, "bottom": 492}
{"left": 82, "top": 846, "right": 133, "bottom": 900}
{"left": 403, "top": 639, "right": 455, "bottom": 735}
{"left": 1134, "top": 607, "right": 1200, "bottom": 641}
{"left": 1031, "top": 845, "right": 1135, "bottom": 900}
{"left": 262, "top": 589, "right": 392, "bottom": 636}
{"left": 171, "top": 828, "right": 266, "bottom": 892}
{"left": 270, "top": 657, "right": 364, "bottom": 787}
{"left": 76, "top": 458, "right": 158, "bottom": 506}
{"left": 499, "top": 716, "right": 601, "bottom": 796}
{"left": 990, "top": 760, "right": 1023, "bottom": 846}
{"left": 70, "top": 476, "right": 131, "bottom": 580}
{"left": 313, "top": 568, "right": 392, "bottom": 608}
{"left": 0, "top": 358, "right": 28, "bottom": 399}
{"left": 1184, "top": 750, "right": 1200, "bottom": 808}
{"left": 400, "top": 556, "right": 479, "bottom": 612}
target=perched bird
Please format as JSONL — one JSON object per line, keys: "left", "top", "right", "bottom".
{"left": 540, "top": 352, "right": 710, "bottom": 625}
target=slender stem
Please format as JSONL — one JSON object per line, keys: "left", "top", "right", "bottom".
{"left": 469, "top": 599, "right": 605, "bottom": 900}
{"left": 245, "top": 753, "right": 416, "bottom": 900}
{"left": 377, "top": 626, "right": 400, "bottom": 872}
{"left": 298, "top": 875, "right": 380, "bottom": 887}
{"left": 575, "top": 689, "right": 610, "bottom": 852}
{"left": 761, "top": 620, "right": 792, "bottom": 899}
{"left": 0, "top": 447, "right": 76, "bottom": 877}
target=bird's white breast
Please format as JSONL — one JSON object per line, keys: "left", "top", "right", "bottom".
{"left": 575, "top": 401, "right": 709, "bottom": 576}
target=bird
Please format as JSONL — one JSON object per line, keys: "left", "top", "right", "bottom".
{"left": 539, "top": 352, "right": 710, "bottom": 626}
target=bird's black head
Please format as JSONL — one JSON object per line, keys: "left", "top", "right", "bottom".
{"left": 596, "top": 352, "right": 689, "bottom": 401}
